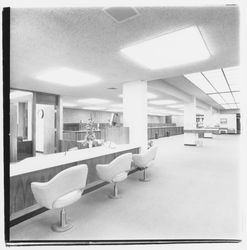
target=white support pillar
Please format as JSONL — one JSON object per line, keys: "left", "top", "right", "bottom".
{"left": 184, "top": 96, "right": 198, "bottom": 145}
{"left": 27, "top": 100, "right": 32, "bottom": 140}
{"left": 58, "top": 97, "right": 63, "bottom": 140}
{"left": 204, "top": 106, "right": 213, "bottom": 128}
{"left": 123, "top": 81, "right": 148, "bottom": 152}
{"left": 184, "top": 96, "right": 197, "bottom": 129}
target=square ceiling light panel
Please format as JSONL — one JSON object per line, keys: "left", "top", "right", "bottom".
{"left": 223, "top": 66, "right": 241, "bottom": 91}
{"left": 37, "top": 67, "right": 101, "bottom": 86}
{"left": 118, "top": 92, "right": 157, "bottom": 99}
{"left": 202, "top": 69, "right": 230, "bottom": 93}
{"left": 121, "top": 26, "right": 210, "bottom": 70}
{"left": 184, "top": 73, "right": 216, "bottom": 94}
{"left": 149, "top": 100, "right": 177, "bottom": 105}
{"left": 168, "top": 105, "right": 184, "bottom": 109}
{"left": 221, "top": 104, "right": 230, "bottom": 109}
{"left": 82, "top": 106, "right": 106, "bottom": 111}
{"left": 103, "top": 7, "right": 139, "bottom": 23}
{"left": 208, "top": 93, "right": 225, "bottom": 104}
{"left": 220, "top": 92, "right": 235, "bottom": 103}
{"left": 233, "top": 92, "right": 240, "bottom": 103}
{"left": 79, "top": 98, "right": 110, "bottom": 104}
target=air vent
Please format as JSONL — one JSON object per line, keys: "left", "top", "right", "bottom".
{"left": 107, "top": 87, "right": 117, "bottom": 90}
{"left": 103, "top": 7, "right": 139, "bottom": 23}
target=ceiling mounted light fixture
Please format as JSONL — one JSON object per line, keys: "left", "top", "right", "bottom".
{"left": 63, "top": 103, "right": 77, "bottom": 107}
{"left": 184, "top": 73, "right": 216, "bottom": 94}
{"left": 149, "top": 100, "right": 177, "bottom": 105}
{"left": 82, "top": 106, "right": 106, "bottom": 111}
{"left": 79, "top": 98, "right": 110, "bottom": 104}
{"left": 36, "top": 67, "right": 101, "bottom": 86}
{"left": 121, "top": 26, "right": 210, "bottom": 70}
{"left": 118, "top": 92, "right": 158, "bottom": 99}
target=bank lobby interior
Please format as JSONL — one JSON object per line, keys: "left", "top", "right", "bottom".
{"left": 8, "top": 6, "right": 242, "bottom": 243}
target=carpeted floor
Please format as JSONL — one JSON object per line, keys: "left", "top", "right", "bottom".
{"left": 9, "top": 134, "right": 241, "bottom": 241}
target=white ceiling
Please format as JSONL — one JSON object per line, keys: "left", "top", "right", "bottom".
{"left": 10, "top": 6, "right": 239, "bottom": 113}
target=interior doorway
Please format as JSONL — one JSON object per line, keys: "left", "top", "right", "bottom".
{"left": 36, "top": 104, "right": 55, "bottom": 154}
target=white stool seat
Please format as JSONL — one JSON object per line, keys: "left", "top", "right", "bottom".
{"left": 53, "top": 190, "right": 82, "bottom": 209}
{"left": 31, "top": 164, "right": 88, "bottom": 232}
{"left": 96, "top": 153, "right": 132, "bottom": 198}
{"left": 132, "top": 147, "right": 158, "bottom": 182}
{"left": 112, "top": 172, "right": 128, "bottom": 183}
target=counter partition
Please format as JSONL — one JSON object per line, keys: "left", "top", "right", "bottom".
{"left": 10, "top": 144, "right": 140, "bottom": 218}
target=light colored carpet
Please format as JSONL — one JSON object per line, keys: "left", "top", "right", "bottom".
{"left": 10, "top": 134, "right": 241, "bottom": 241}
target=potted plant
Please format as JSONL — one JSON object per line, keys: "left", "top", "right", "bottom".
{"left": 84, "top": 116, "right": 96, "bottom": 148}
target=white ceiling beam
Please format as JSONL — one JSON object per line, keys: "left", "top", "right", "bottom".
{"left": 149, "top": 79, "right": 211, "bottom": 111}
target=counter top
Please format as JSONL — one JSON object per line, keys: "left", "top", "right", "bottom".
{"left": 148, "top": 126, "right": 181, "bottom": 129}
{"left": 184, "top": 128, "right": 219, "bottom": 133}
{"left": 63, "top": 130, "right": 101, "bottom": 133}
{"left": 10, "top": 143, "right": 140, "bottom": 177}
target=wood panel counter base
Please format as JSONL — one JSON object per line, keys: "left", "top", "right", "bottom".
{"left": 10, "top": 168, "right": 139, "bottom": 227}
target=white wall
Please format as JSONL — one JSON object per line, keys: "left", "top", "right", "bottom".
{"left": 220, "top": 114, "right": 237, "bottom": 132}
{"left": 172, "top": 115, "right": 184, "bottom": 126}
{"left": 63, "top": 108, "right": 123, "bottom": 124}
{"left": 64, "top": 108, "right": 169, "bottom": 125}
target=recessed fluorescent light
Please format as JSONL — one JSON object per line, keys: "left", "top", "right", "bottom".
{"left": 63, "top": 103, "right": 77, "bottom": 107}
{"left": 168, "top": 105, "right": 184, "bottom": 109}
{"left": 221, "top": 104, "right": 230, "bottom": 109}
{"left": 36, "top": 67, "right": 101, "bottom": 86}
{"left": 107, "top": 109, "right": 123, "bottom": 113}
{"left": 223, "top": 66, "right": 240, "bottom": 91}
{"left": 233, "top": 92, "right": 240, "bottom": 103}
{"left": 149, "top": 100, "right": 176, "bottom": 105}
{"left": 203, "top": 69, "right": 230, "bottom": 92}
{"left": 208, "top": 94, "right": 225, "bottom": 104}
{"left": 79, "top": 98, "right": 110, "bottom": 104}
{"left": 10, "top": 90, "right": 32, "bottom": 99}
{"left": 121, "top": 26, "right": 210, "bottom": 69}
{"left": 228, "top": 104, "right": 238, "bottom": 109}
{"left": 118, "top": 92, "right": 157, "bottom": 99}
{"left": 111, "top": 104, "right": 123, "bottom": 108}
{"left": 82, "top": 106, "right": 106, "bottom": 111}
{"left": 220, "top": 92, "right": 235, "bottom": 103}
{"left": 185, "top": 73, "right": 216, "bottom": 94}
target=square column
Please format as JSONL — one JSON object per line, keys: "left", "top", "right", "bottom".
{"left": 184, "top": 96, "right": 198, "bottom": 145}
{"left": 203, "top": 106, "right": 214, "bottom": 138}
{"left": 204, "top": 106, "right": 213, "bottom": 128}
{"left": 123, "top": 81, "right": 148, "bottom": 152}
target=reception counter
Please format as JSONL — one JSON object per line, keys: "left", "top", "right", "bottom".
{"left": 10, "top": 144, "right": 140, "bottom": 217}
{"left": 184, "top": 128, "right": 219, "bottom": 145}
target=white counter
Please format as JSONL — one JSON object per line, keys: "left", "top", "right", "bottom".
{"left": 10, "top": 144, "right": 140, "bottom": 177}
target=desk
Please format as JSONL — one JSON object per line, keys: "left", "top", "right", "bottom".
{"left": 184, "top": 128, "right": 219, "bottom": 146}
{"left": 10, "top": 144, "right": 140, "bottom": 216}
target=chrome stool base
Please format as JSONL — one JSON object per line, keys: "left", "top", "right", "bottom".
{"left": 108, "top": 182, "right": 121, "bottom": 199}
{"left": 51, "top": 222, "right": 73, "bottom": 232}
{"left": 139, "top": 178, "right": 151, "bottom": 182}
{"left": 51, "top": 208, "right": 73, "bottom": 232}
{"left": 139, "top": 168, "right": 150, "bottom": 182}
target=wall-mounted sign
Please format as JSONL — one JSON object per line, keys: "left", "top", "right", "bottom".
{"left": 220, "top": 118, "right": 227, "bottom": 124}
